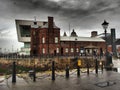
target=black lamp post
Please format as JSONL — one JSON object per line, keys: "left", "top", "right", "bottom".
{"left": 74, "top": 38, "right": 77, "bottom": 58}
{"left": 32, "top": 17, "right": 38, "bottom": 82}
{"left": 101, "top": 20, "right": 109, "bottom": 68}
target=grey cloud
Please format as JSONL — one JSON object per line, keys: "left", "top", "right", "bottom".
{"left": 0, "top": 0, "right": 120, "bottom": 30}
{"left": 2, "top": 0, "right": 119, "bottom": 20}
{"left": 0, "top": 0, "right": 120, "bottom": 51}
{"left": 10, "top": 0, "right": 61, "bottom": 13}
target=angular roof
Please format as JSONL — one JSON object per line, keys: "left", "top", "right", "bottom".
{"left": 15, "top": 19, "right": 59, "bottom": 28}
{"left": 60, "top": 36, "right": 105, "bottom": 42}
{"left": 15, "top": 19, "right": 59, "bottom": 42}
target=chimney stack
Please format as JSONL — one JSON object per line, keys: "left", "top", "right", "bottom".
{"left": 91, "top": 31, "right": 97, "bottom": 37}
{"left": 48, "top": 16, "right": 53, "bottom": 29}
{"left": 111, "top": 28, "right": 117, "bottom": 56}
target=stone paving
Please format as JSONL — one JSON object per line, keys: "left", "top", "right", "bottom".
{"left": 1, "top": 71, "right": 120, "bottom": 90}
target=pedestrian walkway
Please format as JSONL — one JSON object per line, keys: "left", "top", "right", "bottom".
{"left": 1, "top": 71, "right": 120, "bottom": 90}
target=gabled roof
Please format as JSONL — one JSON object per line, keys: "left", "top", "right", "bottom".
{"left": 60, "top": 36, "right": 105, "bottom": 42}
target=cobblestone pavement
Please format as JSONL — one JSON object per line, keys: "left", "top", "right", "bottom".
{"left": 1, "top": 71, "right": 120, "bottom": 90}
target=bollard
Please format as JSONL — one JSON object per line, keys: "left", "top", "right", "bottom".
{"left": 77, "top": 59, "right": 81, "bottom": 77}
{"left": 95, "top": 59, "right": 98, "bottom": 74}
{"left": 101, "top": 61, "right": 103, "bottom": 73}
{"left": 12, "top": 61, "right": 16, "bottom": 83}
{"left": 87, "top": 62, "right": 89, "bottom": 75}
{"left": 52, "top": 61, "right": 55, "bottom": 80}
{"left": 66, "top": 64, "right": 69, "bottom": 78}
{"left": 33, "top": 65, "right": 36, "bottom": 82}
{"left": 77, "top": 66, "right": 80, "bottom": 77}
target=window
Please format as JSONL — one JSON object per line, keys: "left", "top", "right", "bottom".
{"left": 42, "top": 48, "right": 45, "bottom": 54}
{"left": 56, "top": 48, "right": 59, "bottom": 53}
{"left": 24, "top": 43, "right": 30, "bottom": 48}
{"left": 71, "top": 48, "right": 74, "bottom": 52}
{"left": 65, "top": 48, "right": 68, "bottom": 53}
{"left": 20, "top": 25, "right": 31, "bottom": 37}
{"left": 42, "top": 37, "right": 45, "bottom": 43}
{"left": 76, "top": 48, "right": 79, "bottom": 52}
{"left": 55, "top": 37, "right": 58, "bottom": 43}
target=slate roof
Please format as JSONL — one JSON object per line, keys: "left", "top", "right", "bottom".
{"left": 60, "top": 36, "right": 105, "bottom": 42}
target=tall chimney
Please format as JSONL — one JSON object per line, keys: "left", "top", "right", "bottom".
{"left": 91, "top": 31, "right": 97, "bottom": 37}
{"left": 48, "top": 16, "right": 53, "bottom": 29}
{"left": 111, "top": 28, "right": 117, "bottom": 56}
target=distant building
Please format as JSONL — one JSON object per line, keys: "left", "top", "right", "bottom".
{"left": 16, "top": 17, "right": 106, "bottom": 57}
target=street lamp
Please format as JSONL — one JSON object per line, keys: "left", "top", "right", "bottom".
{"left": 101, "top": 20, "right": 109, "bottom": 68}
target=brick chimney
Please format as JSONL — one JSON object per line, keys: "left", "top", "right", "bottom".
{"left": 91, "top": 31, "right": 97, "bottom": 37}
{"left": 48, "top": 16, "right": 53, "bottom": 29}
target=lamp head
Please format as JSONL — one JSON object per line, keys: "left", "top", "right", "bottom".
{"left": 102, "top": 20, "right": 109, "bottom": 30}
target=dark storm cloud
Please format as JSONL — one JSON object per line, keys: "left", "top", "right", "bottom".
{"left": 7, "top": 0, "right": 120, "bottom": 22}
{"left": 10, "top": 0, "right": 61, "bottom": 13}
{"left": 0, "top": 0, "right": 119, "bottom": 36}
{"left": 0, "top": 0, "right": 120, "bottom": 31}
{"left": 0, "top": 0, "right": 120, "bottom": 51}
{"left": 59, "top": 0, "right": 119, "bottom": 19}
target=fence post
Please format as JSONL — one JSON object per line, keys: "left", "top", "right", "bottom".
{"left": 95, "top": 59, "right": 98, "bottom": 74}
{"left": 100, "top": 61, "right": 104, "bottom": 73}
{"left": 77, "top": 59, "right": 81, "bottom": 77}
{"left": 12, "top": 61, "right": 16, "bottom": 83}
{"left": 65, "top": 64, "right": 69, "bottom": 78}
{"left": 52, "top": 61, "right": 55, "bottom": 80}
{"left": 33, "top": 65, "right": 36, "bottom": 82}
{"left": 87, "top": 60, "right": 89, "bottom": 75}
{"left": 77, "top": 66, "right": 80, "bottom": 77}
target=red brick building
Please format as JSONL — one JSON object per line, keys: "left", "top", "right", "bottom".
{"left": 30, "top": 17, "right": 105, "bottom": 57}
{"left": 31, "top": 17, "right": 61, "bottom": 57}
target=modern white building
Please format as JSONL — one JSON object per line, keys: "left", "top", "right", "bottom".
{"left": 15, "top": 19, "right": 41, "bottom": 55}
{"left": 15, "top": 19, "right": 58, "bottom": 55}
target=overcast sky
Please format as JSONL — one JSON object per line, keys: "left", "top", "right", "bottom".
{"left": 0, "top": 0, "right": 120, "bottom": 52}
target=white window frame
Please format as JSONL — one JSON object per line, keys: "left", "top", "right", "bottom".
{"left": 42, "top": 48, "right": 45, "bottom": 54}
{"left": 65, "top": 48, "right": 68, "bottom": 53}
{"left": 56, "top": 48, "right": 59, "bottom": 53}
{"left": 71, "top": 48, "right": 74, "bottom": 52}
{"left": 55, "top": 37, "right": 58, "bottom": 43}
{"left": 42, "top": 37, "right": 45, "bottom": 43}
{"left": 76, "top": 48, "right": 79, "bottom": 52}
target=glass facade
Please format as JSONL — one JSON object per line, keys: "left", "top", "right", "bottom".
{"left": 20, "top": 25, "right": 31, "bottom": 37}
{"left": 24, "top": 42, "right": 30, "bottom": 48}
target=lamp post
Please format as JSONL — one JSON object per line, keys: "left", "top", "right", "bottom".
{"left": 32, "top": 16, "right": 38, "bottom": 82}
{"left": 101, "top": 20, "right": 109, "bottom": 69}
{"left": 74, "top": 38, "right": 77, "bottom": 58}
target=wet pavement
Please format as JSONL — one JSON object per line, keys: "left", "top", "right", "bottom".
{"left": 1, "top": 71, "right": 120, "bottom": 90}
{"left": 0, "top": 59, "right": 120, "bottom": 90}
